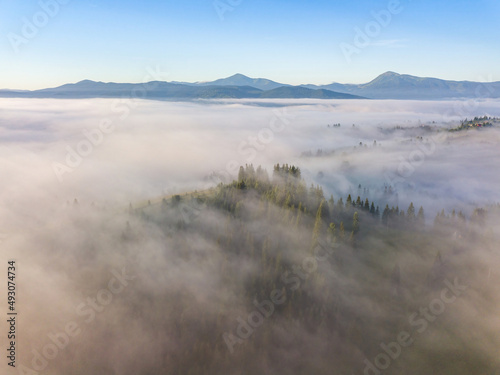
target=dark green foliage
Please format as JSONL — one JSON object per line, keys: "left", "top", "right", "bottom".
{"left": 273, "top": 163, "right": 301, "bottom": 180}
{"left": 352, "top": 211, "right": 360, "bottom": 235}
{"left": 382, "top": 204, "right": 390, "bottom": 226}
{"left": 364, "top": 198, "right": 370, "bottom": 211}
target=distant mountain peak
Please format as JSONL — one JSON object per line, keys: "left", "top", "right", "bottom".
{"left": 380, "top": 71, "right": 401, "bottom": 77}
{"left": 365, "top": 71, "right": 408, "bottom": 87}
{"left": 229, "top": 73, "right": 250, "bottom": 79}
{"left": 198, "top": 74, "right": 286, "bottom": 91}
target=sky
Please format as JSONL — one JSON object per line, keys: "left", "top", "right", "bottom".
{"left": 0, "top": 0, "right": 499, "bottom": 90}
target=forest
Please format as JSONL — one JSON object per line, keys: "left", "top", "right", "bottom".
{"left": 114, "top": 163, "right": 499, "bottom": 375}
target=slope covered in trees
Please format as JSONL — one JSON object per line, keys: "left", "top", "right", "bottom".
{"left": 117, "top": 164, "right": 500, "bottom": 375}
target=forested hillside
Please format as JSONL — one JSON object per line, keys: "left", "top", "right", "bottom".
{"left": 114, "top": 164, "right": 499, "bottom": 375}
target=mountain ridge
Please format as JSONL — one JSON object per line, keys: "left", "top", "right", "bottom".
{"left": 302, "top": 71, "right": 500, "bottom": 99}
{"left": 0, "top": 79, "right": 364, "bottom": 100}
{"left": 1, "top": 72, "right": 499, "bottom": 100}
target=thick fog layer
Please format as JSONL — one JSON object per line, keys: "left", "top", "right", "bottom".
{"left": 0, "top": 98, "right": 499, "bottom": 374}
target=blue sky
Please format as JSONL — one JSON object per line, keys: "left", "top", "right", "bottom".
{"left": 1, "top": 0, "right": 499, "bottom": 89}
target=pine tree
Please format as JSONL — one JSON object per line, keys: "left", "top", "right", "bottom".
{"left": 352, "top": 211, "right": 360, "bottom": 234}
{"left": 273, "top": 163, "right": 281, "bottom": 180}
{"left": 328, "top": 223, "right": 337, "bottom": 246}
{"left": 346, "top": 194, "right": 352, "bottom": 208}
{"left": 238, "top": 166, "right": 245, "bottom": 183}
{"left": 407, "top": 202, "right": 416, "bottom": 222}
{"left": 417, "top": 206, "right": 425, "bottom": 228}
{"left": 370, "top": 202, "right": 376, "bottom": 215}
{"left": 328, "top": 195, "right": 335, "bottom": 214}
{"left": 364, "top": 198, "right": 370, "bottom": 211}
{"left": 312, "top": 200, "right": 326, "bottom": 249}
{"left": 382, "top": 205, "right": 390, "bottom": 226}
{"left": 339, "top": 222, "right": 345, "bottom": 240}
{"left": 355, "top": 196, "right": 362, "bottom": 207}
{"left": 434, "top": 209, "right": 446, "bottom": 228}
{"left": 261, "top": 166, "right": 271, "bottom": 187}
{"left": 336, "top": 197, "right": 344, "bottom": 214}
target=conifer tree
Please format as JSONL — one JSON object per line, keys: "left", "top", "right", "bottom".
{"left": 238, "top": 166, "right": 245, "bottom": 183}
{"left": 364, "top": 198, "right": 370, "bottom": 211}
{"left": 417, "top": 206, "right": 425, "bottom": 228}
{"left": 312, "top": 200, "right": 326, "bottom": 249}
{"left": 328, "top": 223, "right": 337, "bottom": 247}
{"left": 382, "top": 204, "right": 390, "bottom": 226}
{"left": 352, "top": 211, "right": 360, "bottom": 234}
{"left": 336, "top": 198, "right": 344, "bottom": 214}
{"left": 328, "top": 195, "right": 335, "bottom": 213}
{"left": 346, "top": 194, "right": 352, "bottom": 208}
{"left": 407, "top": 202, "right": 416, "bottom": 222}
{"left": 356, "top": 196, "right": 362, "bottom": 207}
{"left": 339, "top": 222, "right": 345, "bottom": 240}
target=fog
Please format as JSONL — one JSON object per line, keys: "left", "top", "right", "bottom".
{"left": 1, "top": 98, "right": 499, "bottom": 374}
{"left": 1, "top": 98, "right": 499, "bottom": 214}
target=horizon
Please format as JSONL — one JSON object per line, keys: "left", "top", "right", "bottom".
{"left": 3, "top": 71, "right": 500, "bottom": 91}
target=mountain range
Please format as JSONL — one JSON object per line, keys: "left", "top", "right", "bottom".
{"left": 302, "top": 71, "right": 500, "bottom": 99}
{"left": 1, "top": 72, "right": 499, "bottom": 100}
